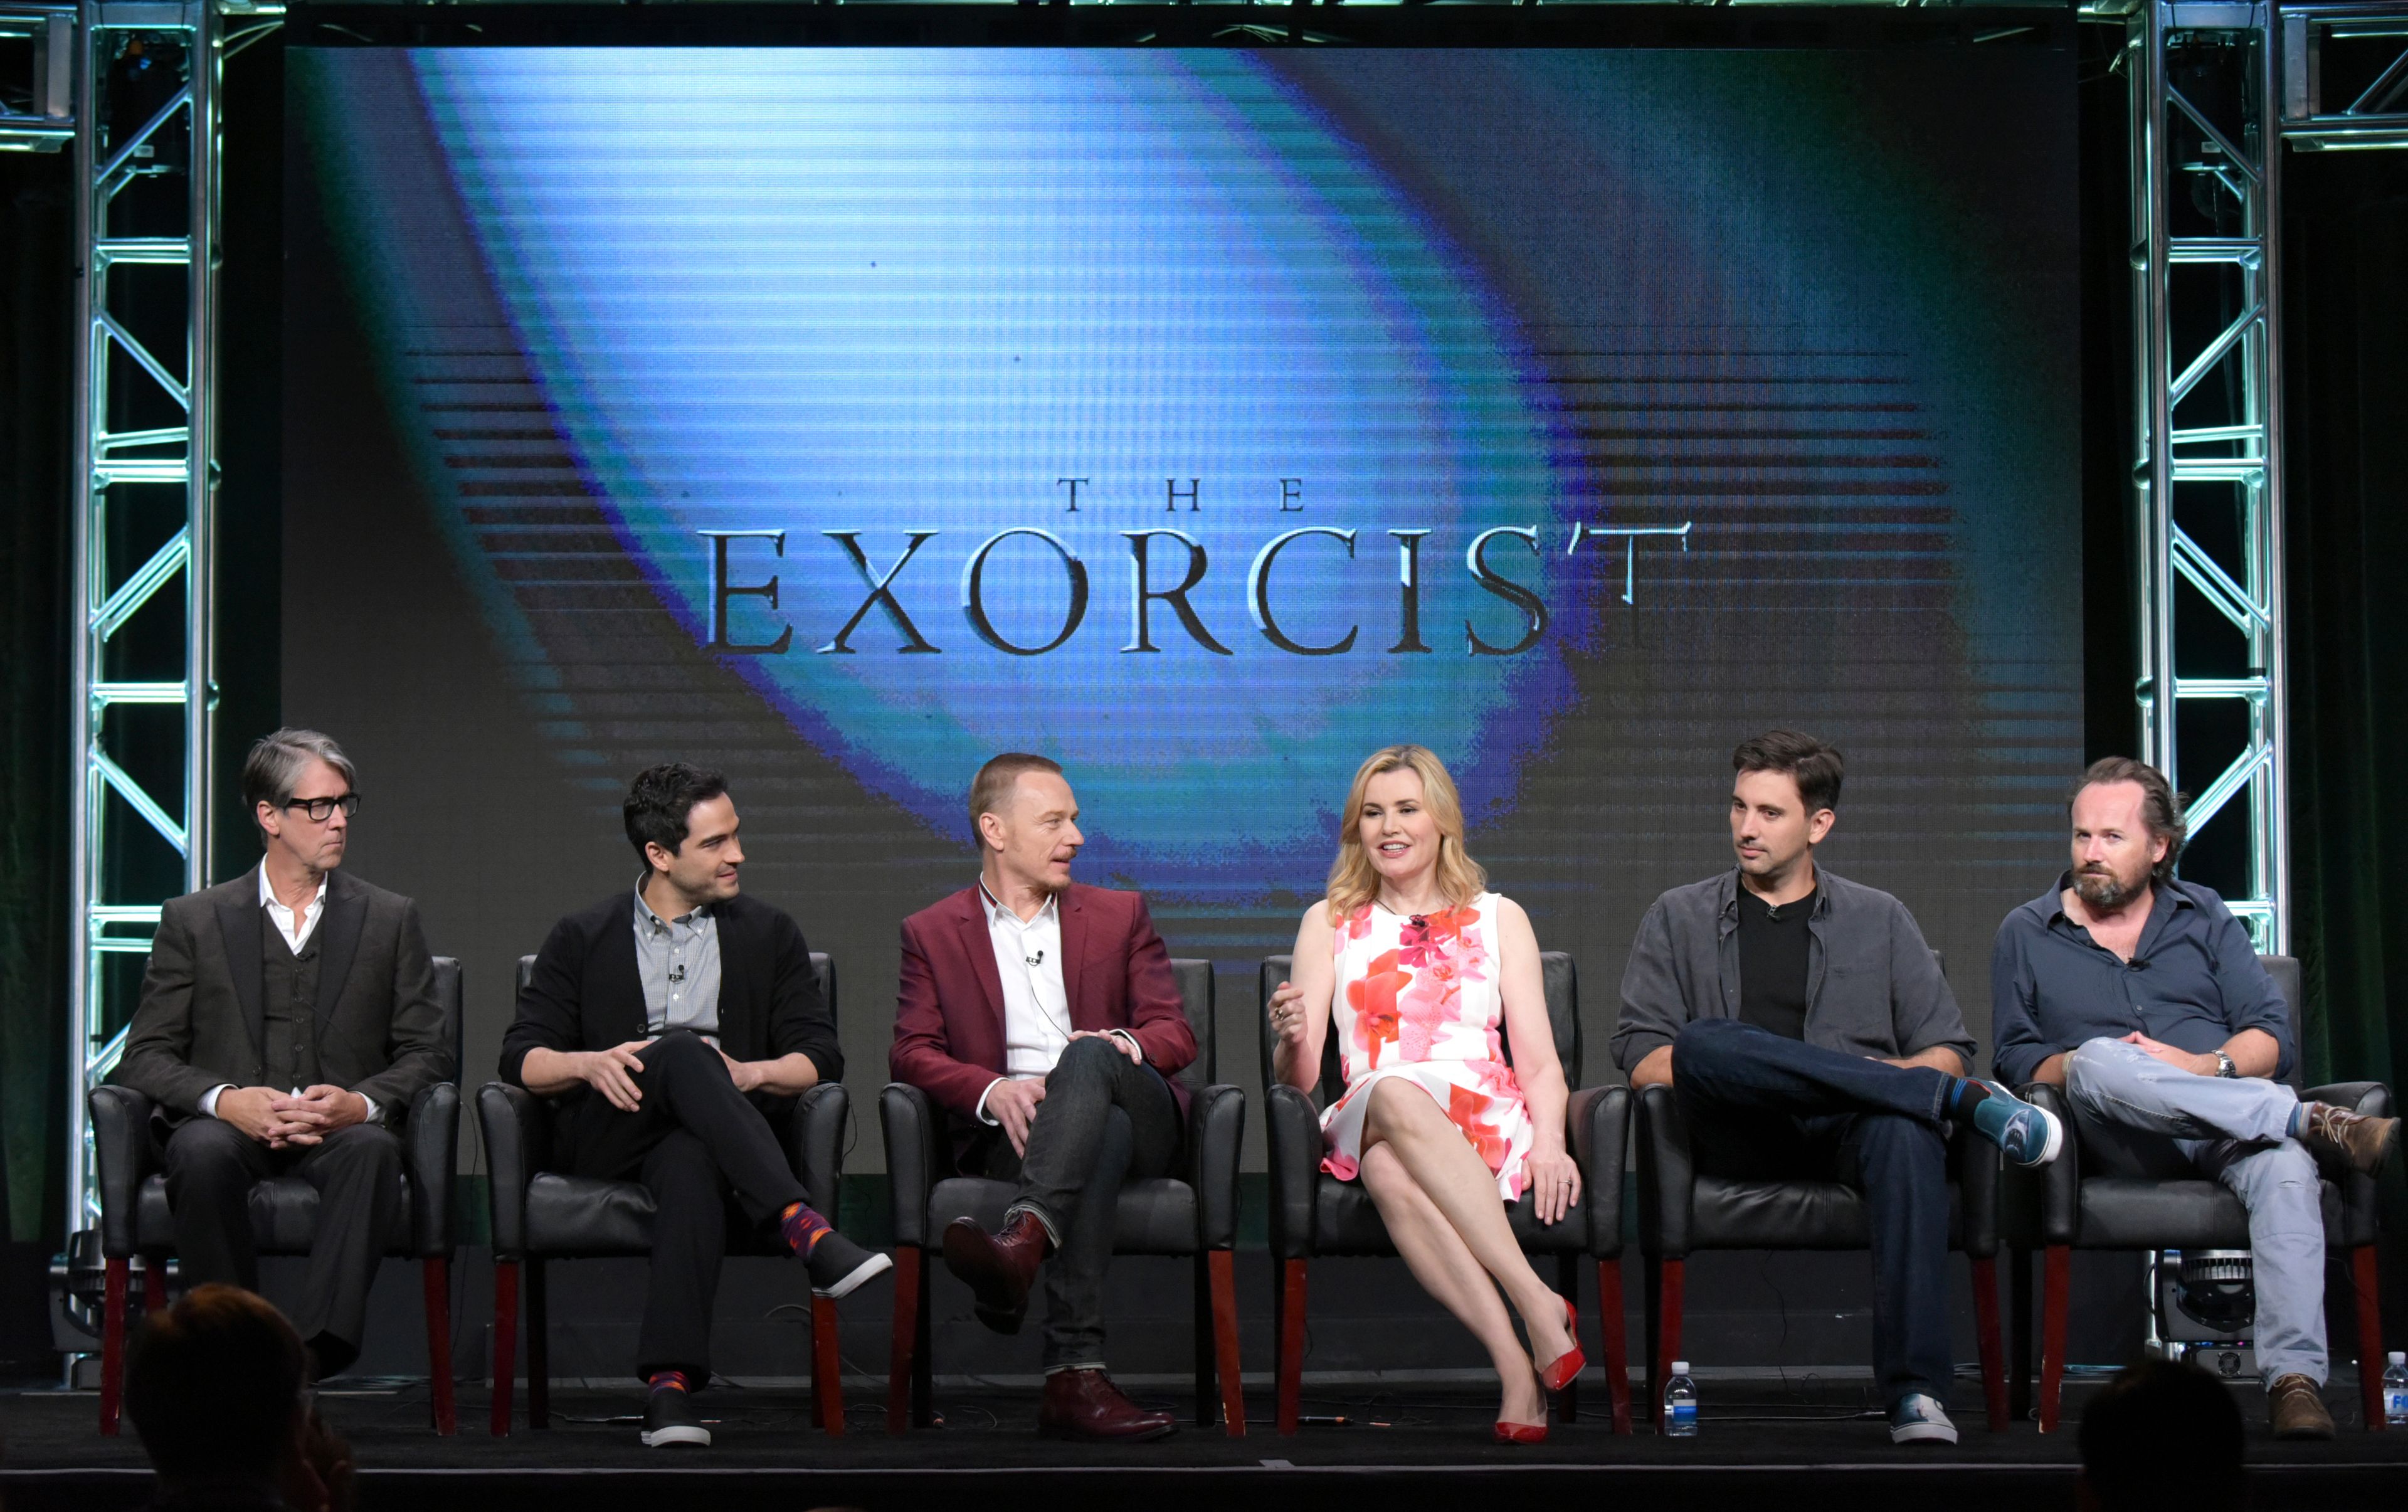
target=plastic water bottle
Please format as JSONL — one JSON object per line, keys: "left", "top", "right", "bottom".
{"left": 1663, "top": 1360, "right": 1699, "bottom": 1437}
{"left": 2384, "top": 1351, "right": 2408, "bottom": 1427}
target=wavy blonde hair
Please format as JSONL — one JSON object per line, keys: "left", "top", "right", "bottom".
{"left": 1324, "top": 745, "right": 1487, "bottom": 919}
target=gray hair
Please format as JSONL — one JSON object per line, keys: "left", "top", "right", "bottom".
{"left": 241, "top": 729, "right": 357, "bottom": 835}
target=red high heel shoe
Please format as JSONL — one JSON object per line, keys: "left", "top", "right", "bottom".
{"left": 1537, "top": 1298, "right": 1585, "bottom": 1393}
{"left": 1492, "top": 1420, "right": 1550, "bottom": 1446}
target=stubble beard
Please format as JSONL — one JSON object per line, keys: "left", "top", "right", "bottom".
{"left": 2073, "top": 866, "right": 2145, "bottom": 912}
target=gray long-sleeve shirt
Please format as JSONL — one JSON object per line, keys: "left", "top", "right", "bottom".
{"left": 1612, "top": 867, "right": 1977, "bottom": 1076}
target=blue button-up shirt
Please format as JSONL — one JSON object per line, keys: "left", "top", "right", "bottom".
{"left": 1988, "top": 872, "right": 2293, "bottom": 1087}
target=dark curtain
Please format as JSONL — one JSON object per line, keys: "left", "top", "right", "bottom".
{"left": 2284, "top": 148, "right": 2408, "bottom": 1319}
{"left": 0, "top": 147, "right": 73, "bottom": 1250}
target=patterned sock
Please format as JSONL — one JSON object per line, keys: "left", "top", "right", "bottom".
{"left": 647, "top": 1369, "right": 692, "bottom": 1396}
{"left": 1946, "top": 1079, "right": 1992, "bottom": 1127}
{"left": 779, "top": 1200, "right": 832, "bottom": 1257}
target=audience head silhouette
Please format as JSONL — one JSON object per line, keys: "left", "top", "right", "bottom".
{"left": 2078, "top": 1356, "right": 2246, "bottom": 1512}
{"left": 125, "top": 1284, "right": 310, "bottom": 1503}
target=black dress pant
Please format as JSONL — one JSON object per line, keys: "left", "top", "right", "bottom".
{"left": 562, "top": 1030, "right": 809, "bottom": 1380}
{"left": 964, "top": 1035, "right": 1181, "bottom": 1370}
{"left": 161, "top": 1116, "right": 403, "bottom": 1361}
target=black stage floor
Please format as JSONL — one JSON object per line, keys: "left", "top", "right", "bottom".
{"left": 7, "top": 1377, "right": 2408, "bottom": 1512}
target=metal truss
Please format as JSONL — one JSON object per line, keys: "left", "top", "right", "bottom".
{"left": 56, "top": 0, "right": 275, "bottom": 1238}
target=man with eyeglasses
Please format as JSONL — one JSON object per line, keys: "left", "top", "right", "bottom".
{"left": 115, "top": 728, "right": 453, "bottom": 1380}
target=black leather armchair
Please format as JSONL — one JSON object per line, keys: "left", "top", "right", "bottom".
{"left": 880, "top": 958, "right": 1246, "bottom": 1436}
{"left": 478, "top": 951, "right": 850, "bottom": 1435}
{"left": 1259, "top": 952, "right": 1631, "bottom": 1434}
{"left": 2014, "top": 954, "right": 2392, "bottom": 1432}
{"left": 90, "top": 956, "right": 465, "bottom": 1436}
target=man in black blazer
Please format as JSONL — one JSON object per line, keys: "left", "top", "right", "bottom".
{"left": 499, "top": 761, "right": 887, "bottom": 1449}
{"left": 114, "top": 729, "right": 453, "bottom": 1378}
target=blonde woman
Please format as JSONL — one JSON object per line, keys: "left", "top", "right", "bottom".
{"left": 1267, "top": 745, "right": 1583, "bottom": 1442}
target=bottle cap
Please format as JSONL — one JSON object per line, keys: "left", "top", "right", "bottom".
{"left": 1671, "top": 1361, "right": 1691, "bottom": 1375}
{"left": 2390, "top": 1351, "right": 2405, "bottom": 1365}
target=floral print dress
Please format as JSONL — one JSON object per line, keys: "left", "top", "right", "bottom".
{"left": 1319, "top": 895, "right": 1534, "bottom": 1202}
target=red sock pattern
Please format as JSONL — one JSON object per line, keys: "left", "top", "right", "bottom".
{"left": 647, "top": 1369, "right": 691, "bottom": 1395}
{"left": 779, "top": 1200, "right": 831, "bottom": 1257}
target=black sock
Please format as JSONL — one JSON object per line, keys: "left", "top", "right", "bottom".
{"left": 1945, "top": 1079, "right": 1992, "bottom": 1128}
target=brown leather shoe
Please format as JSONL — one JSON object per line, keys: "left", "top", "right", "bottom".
{"left": 2301, "top": 1102, "right": 2400, "bottom": 1175}
{"left": 941, "top": 1210, "right": 1050, "bottom": 1335}
{"left": 1037, "top": 1368, "right": 1178, "bottom": 1442}
{"left": 2269, "top": 1373, "right": 2336, "bottom": 1440}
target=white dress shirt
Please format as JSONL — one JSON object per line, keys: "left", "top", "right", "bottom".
{"left": 971, "top": 882, "right": 1143, "bottom": 1124}
{"left": 201, "top": 867, "right": 375, "bottom": 1124}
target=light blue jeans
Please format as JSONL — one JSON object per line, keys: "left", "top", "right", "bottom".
{"left": 2062, "top": 1037, "right": 2325, "bottom": 1386}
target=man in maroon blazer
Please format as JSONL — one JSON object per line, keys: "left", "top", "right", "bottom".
{"left": 890, "top": 753, "right": 1198, "bottom": 1441}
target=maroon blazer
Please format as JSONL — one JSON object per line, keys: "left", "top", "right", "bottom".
{"left": 890, "top": 883, "right": 1197, "bottom": 1161}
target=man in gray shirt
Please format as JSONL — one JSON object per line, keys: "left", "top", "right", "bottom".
{"left": 1614, "top": 731, "right": 2061, "bottom": 1446}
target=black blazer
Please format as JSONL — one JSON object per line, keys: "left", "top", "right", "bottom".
{"left": 114, "top": 867, "right": 453, "bottom": 1131}
{"left": 499, "top": 889, "right": 842, "bottom": 1133}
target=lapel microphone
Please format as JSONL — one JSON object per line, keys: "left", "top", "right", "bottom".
{"left": 668, "top": 963, "right": 686, "bottom": 983}
{"left": 1026, "top": 948, "right": 1045, "bottom": 969}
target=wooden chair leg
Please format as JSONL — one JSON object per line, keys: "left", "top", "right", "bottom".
{"left": 99, "top": 1256, "right": 129, "bottom": 1436}
{"left": 1970, "top": 1254, "right": 2007, "bottom": 1432}
{"left": 1276, "top": 1257, "right": 1307, "bottom": 1435}
{"left": 1650, "top": 1257, "right": 1684, "bottom": 1434}
{"left": 2355, "top": 1245, "right": 2384, "bottom": 1432}
{"left": 2038, "top": 1245, "right": 2070, "bottom": 1434}
{"left": 489, "top": 1260, "right": 518, "bottom": 1437}
{"left": 2009, "top": 1247, "right": 2034, "bottom": 1423}
{"left": 1209, "top": 1249, "right": 1245, "bottom": 1437}
{"left": 1192, "top": 1252, "right": 1213, "bottom": 1428}
{"left": 527, "top": 1257, "right": 551, "bottom": 1430}
{"left": 1555, "top": 1252, "right": 1580, "bottom": 1424}
{"left": 423, "top": 1257, "right": 457, "bottom": 1435}
{"left": 813, "top": 1294, "right": 845, "bottom": 1435}
{"left": 887, "top": 1246, "right": 921, "bottom": 1434}
{"left": 1597, "top": 1257, "right": 1632, "bottom": 1435}
{"left": 911, "top": 1252, "right": 934, "bottom": 1429}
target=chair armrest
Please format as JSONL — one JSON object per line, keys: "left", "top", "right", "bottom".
{"left": 1187, "top": 1084, "right": 1245, "bottom": 1251}
{"left": 90, "top": 1086, "right": 156, "bottom": 1259}
{"left": 2014, "top": 1082, "right": 2080, "bottom": 1249}
{"left": 405, "top": 1081, "right": 460, "bottom": 1257}
{"left": 1633, "top": 1083, "right": 1694, "bottom": 1259}
{"left": 784, "top": 1082, "right": 847, "bottom": 1219}
{"left": 475, "top": 1082, "right": 547, "bottom": 1261}
{"left": 1568, "top": 1084, "right": 1629, "bottom": 1259}
{"left": 880, "top": 1082, "right": 937, "bottom": 1249}
{"left": 1264, "top": 1082, "right": 1323, "bottom": 1260}
{"left": 2306, "top": 1081, "right": 2392, "bottom": 1247}
{"left": 1950, "top": 1118, "right": 2000, "bottom": 1258}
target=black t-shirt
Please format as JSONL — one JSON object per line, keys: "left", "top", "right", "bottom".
{"left": 1736, "top": 885, "right": 1815, "bottom": 1041}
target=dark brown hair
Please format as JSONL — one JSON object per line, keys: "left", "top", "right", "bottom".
{"left": 2072, "top": 756, "right": 2187, "bottom": 887}
{"left": 970, "top": 753, "right": 1065, "bottom": 842}
{"left": 1733, "top": 729, "right": 1844, "bottom": 817}
{"left": 623, "top": 761, "right": 730, "bottom": 864}
{"left": 2078, "top": 1358, "right": 2242, "bottom": 1511}
{"left": 125, "top": 1284, "right": 306, "bottom": 1484}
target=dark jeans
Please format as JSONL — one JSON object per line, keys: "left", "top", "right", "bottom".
{"left": 964, "top": 1035, "right": 1181, "bottom": 1370}
{"left": 161, "top": 1117, "right": 403, "bottom": 1361}
{"left": 564, "top": 1030, "right": 809, "bottom": 1380}
{"left": 1671, "top": 1018, "right": 1956, "bottom": 1404}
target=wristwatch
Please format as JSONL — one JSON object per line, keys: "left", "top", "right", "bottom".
{"left": 2214, "top": 1050, "right": 2238, "bottom": 1079}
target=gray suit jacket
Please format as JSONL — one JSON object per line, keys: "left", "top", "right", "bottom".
{"left": 113, "top": 867, "right": 453, "bottom": 1129}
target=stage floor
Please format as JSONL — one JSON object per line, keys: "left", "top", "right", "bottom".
{"left": 6, "top": 1377, "right": 2407, "bottom": 1512}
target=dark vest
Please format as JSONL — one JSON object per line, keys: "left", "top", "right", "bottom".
{"left": 260, "top": 909, "right": 325, "bottom": 1091}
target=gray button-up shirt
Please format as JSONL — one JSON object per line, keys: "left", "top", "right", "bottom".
{"left": 634, "top": 878, "right": 721, "bottom": 1044}
{"left": 1988, "top": 872, "right": 2293, "bottom": 1088}
{"left": 1613, "top": 866, "right": 1975, "bottom": 1074}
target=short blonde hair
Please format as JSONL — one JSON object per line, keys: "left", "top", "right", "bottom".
{"left": 1324, "top": 745, "right": 1487, "bottom": 918}
{"left": 969, "top": 753, "right": 1064, "bottom": 843}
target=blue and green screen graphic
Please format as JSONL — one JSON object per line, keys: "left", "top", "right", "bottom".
{"left": 286, "top": 44, "right": 2079, "bottom": 1079}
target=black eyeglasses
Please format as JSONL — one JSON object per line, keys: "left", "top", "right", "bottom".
{"left": 282, "top": 793, "right": 361, "bottom": 822}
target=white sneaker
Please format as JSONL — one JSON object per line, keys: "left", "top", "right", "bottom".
{"left": 1888, "top": 1392, "right": 1958, "bottom": 1445}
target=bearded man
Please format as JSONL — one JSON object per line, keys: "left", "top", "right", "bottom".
{"left": 1990, "top": 756, "right": 2400, "bottom": 1439}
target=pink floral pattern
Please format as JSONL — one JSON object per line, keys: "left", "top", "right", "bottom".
{"left": 1319, "top": 894, "right": 1534, "bottom": 1201}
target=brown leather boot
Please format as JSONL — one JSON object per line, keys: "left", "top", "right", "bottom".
{"left": 2269, "top": 1373, "right": 2335, "bottom": 1439}
{"left": 2301, "top": 1102, "right": 2400, "bottom": 1175}
{"left": 1037, "top": 1368, "right": 1178, "bottom": 1442}
{"left": 941, "top": 1210, "right": 1050, "bottom": 1334}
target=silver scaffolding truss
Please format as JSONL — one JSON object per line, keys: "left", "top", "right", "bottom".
{"left": 2129, "top": 0, "right": 2408, "bottom": 955}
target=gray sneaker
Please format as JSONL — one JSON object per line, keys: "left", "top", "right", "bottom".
{"left": 1888, "top": 1392, "right": 1958, "bottom": 1446}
